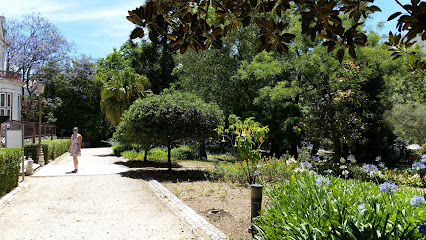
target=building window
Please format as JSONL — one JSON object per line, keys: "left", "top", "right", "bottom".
{"left": 0, "top": 93, "right": 5, "bottom": 107}
{"left": 7, "top": 94, "right": 11, "bottom": 107}
{"left": 0, "top": 93, "right": 13, "bottom": 117}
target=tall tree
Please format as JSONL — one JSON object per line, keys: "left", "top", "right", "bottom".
{"left": 5, "top": 13, "right": 73, "bottom": 94}
{"left": 100, "top": 68, "right": 150, "bottom": 126}
{"left": 46, "top": 56, "right": 111, "bottom": 144}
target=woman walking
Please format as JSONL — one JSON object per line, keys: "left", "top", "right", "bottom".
{"left": 69, "top": 127, "right": 82, "bottom": 173}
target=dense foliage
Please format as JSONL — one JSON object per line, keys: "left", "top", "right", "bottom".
{"left": 5, "top": 13, "right": 73, "bottom": 94}
{"left": 24, "top": 139, "right": 70, "bottom": 164}
{"left": 0, "top": 148, "right": 23, "bottom": 197}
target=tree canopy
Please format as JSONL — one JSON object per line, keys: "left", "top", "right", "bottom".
{"left": 5, "top": 13, "right": 73, "bottom": 94}
{"left": 114, "top": 90, "right": 224, "bottom": 169}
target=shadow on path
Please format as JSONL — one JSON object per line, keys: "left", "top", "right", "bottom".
{"left": 119, "top": 168, "right": 209, "bottom": 183}
{"left": 114, "top": 160, "right": 181, "bottom": 169}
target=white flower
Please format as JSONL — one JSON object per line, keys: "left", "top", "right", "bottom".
{"left": 286, "top": 157, "right": 297, "bottom": 165}
{"left": 340, "top": 165, "right": 347, "bottom": 169}
{"left": 342, "top": 170, "right": 349, "bottom": 176}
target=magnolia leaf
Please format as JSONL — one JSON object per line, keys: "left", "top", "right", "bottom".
{"left": 387, "top": 12, "right": 402, "bottom": 21}
{"left": 130, "top": 28, "right": 144, "bottom": 39}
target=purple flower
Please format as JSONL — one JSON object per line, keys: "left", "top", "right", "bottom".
{"left": 300, "top": 162, "right": 312, "bottom": 170}
{"left": 363, "top": 164, "right": 378, "bottom": 174}
{"left": 421, "top": 154, "right": 426, "bottom": 163}
{"left": 412, "top": 162, "right": 426, "bottom": 171}
{"left": 410, "top": 195, "right": 426, "bottom": 207}
{"left": 347, "top": 154, "right": 356, "bottom": 163}
{"left": 316, "top": 176, "right": 330, "bottom": 187}
{"left": 419, "top": 225, "right": 426, "bottom": 235}
{"left": 379, "top": 182, "right": 397, "bottom": 193}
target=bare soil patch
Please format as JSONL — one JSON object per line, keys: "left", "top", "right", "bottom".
{"left": 162, "top": 181, "right": 252, "bottom": 240}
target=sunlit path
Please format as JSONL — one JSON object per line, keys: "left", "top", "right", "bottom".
{"left": 0, "top": 148, "right": 196, "bottom": 240}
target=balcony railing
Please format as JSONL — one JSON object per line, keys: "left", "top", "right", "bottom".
{"left": 0, "top": 70, "right": 22, "bottom": 82}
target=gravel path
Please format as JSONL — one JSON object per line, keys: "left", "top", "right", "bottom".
{"left": 0, "top": 148, "right": 196, "bottom": 240}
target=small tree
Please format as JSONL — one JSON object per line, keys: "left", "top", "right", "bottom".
{"left": 217, "top": 115, "right": 269, "bottom": 184}
{"left": 114, "top": 91, "right": 224, "bottom": 169}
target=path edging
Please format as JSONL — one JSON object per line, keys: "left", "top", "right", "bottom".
{"left": 0, "top": 183, "right": 28, "bottom": 210}
{"left": 143, "top": 174, "right": 228, "bottom": 240}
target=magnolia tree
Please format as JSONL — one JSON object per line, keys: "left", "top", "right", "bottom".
{"left": 5, "top": 13, "right": 73, "bottom": 94}
{"left": 114, "top": 90, "right": 224, "bottom": 170}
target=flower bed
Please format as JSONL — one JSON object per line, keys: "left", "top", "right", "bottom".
{"left": 253, "top": 174, "right": 426, "bottom": 239}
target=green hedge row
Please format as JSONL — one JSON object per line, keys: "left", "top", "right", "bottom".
{"left": 24, "top": 139, "right": 70, "bottom": 164}
{"left": 0, "top": 148, "right": 23, "bottom": 197}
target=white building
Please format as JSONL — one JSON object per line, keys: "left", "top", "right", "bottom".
{"left": 0, "top": 16, "right": 23, "bottom": 121}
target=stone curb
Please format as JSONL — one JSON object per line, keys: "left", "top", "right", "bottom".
{"left": 0, "top": 183, "right": 28, "bottom": 210}
{"left": 143, "top": 174, "right": 228, "bottom": 240}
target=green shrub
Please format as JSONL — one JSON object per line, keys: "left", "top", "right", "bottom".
{"left": 172, "top": 145, "right": 199, "bottom": 160}
{"left": 253, "top": 175, "right": 426, "bottom": 239}
{"left": 208, "top": 156, "right": 296, "bottom": 185}
{"left": 0, "top": 148, "right": 23, "bottom": 197}
{"left": 121, "top": 150, "right": 139, "bottom": 161}
{"left": 24, "top": 139, "right": 70, "bottom": 164}
{"left": 112, "top": 144, "right": 134, "bottom": 156}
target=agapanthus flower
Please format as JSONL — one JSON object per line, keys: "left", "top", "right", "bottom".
{"left": 286, "top": 157, "right": 297, "bottom": 165}
{"left": 324, "top": 169, "right": 333, "bottom": 174}
{"left": 312, "top": 156, "right": 320, "bottom": 161}
{"left": 340, "top": 157, "right": 346, "bottom": 164}
{"left": 363, "top": 164, "right": 378, "bottom": 174}
{"left": 412, "top": 162, "right": 426, "bottom": 171}
{"left": 375, "top": 156, "right": 382, "bottom": 162}
{"left": 421, "top": 154, "right": 426, "bottom": 163}
{"left": 342, "top": 170, "right": 349, "bottom": 176}
{"left": 316, "top": 176, "right": 330, "bottom": 187}
{"left": 379, "top": 182, "right": 397, "bottom": 193}
{"left": 300, "top": 162, "right": 312, "bottom": 170}
{"left": 357, "top": 203, "right": 365, "bottom": 211}
{"left": 378, "top": 162, "right": 385, "bottom": 168}
{"left": 410, "top": 195, "right": 426, "bottom": 207}
{"left": 419, "top": 225, "right": 426, "bottom": 235}
{"left": 347, "top": 154, "right": 356, "bottom": 163}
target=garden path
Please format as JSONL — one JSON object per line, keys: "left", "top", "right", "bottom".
{"left": 0, "top": 147, "right": 196, "bottom": 239}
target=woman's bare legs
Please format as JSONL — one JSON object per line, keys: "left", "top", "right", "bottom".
{"left": 73, "top": 156, "right": 78, "bottom": 171}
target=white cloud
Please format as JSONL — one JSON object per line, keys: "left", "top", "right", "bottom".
{"left": 1, "top": 0, "right": 142, "bottom": 23}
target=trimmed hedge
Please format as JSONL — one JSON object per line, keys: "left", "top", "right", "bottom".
{"left": 0, "top": 148, "right": 23, "bottom": 197}
{"left": 24, "top": 139, "right": 70, "bottom": 164}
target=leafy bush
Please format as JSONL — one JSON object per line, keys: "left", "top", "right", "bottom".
{"left": 253, "top": 175, "right": 426, "bottom": 239}
{"left": 24, "top": 139, "right": 70, "bottom": 164}
{"left": 112, "top": 144, "right": 134, "bottom": 156}
{"left": 0, "top": 148, "right": 23, "bottom": 197}
{"left": 209, "top": 156, "right": 296, "bottom": 185}
{"left": 121, "top": 149, "right": 139, "bottom": 160}
{"left": 172, "top": 145, "right": 200, "bottom": 160}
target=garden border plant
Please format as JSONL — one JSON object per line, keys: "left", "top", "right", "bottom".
{"left": 0, "top": 148, "right": 23, "bottom": 197}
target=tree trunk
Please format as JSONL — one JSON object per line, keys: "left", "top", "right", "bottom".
{"left": 144, "top": 149, "right": 148, "bottom": 162}
{"left": 167, "top": 141, "right": 172, "bottom": 170}
{"left": 199, "top": 141, "right": 207, "bottom": 159}
{"left": 331, "top": 131, "right": 342, "bottom": 162}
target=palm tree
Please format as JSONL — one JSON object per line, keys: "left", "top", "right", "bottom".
{"left": 100, "top": 68, "right": 150, "bottom": 126}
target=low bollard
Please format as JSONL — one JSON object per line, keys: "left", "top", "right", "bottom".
{"left": 38, "top": 148, "right": 45, "bottom": 167}
{"left": 248, "top": 184, "right": 263, "bottom": 237}
{"left": 26, "top": 158, "right": 34, "bottom": 176}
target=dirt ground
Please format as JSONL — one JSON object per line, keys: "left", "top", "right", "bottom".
{"left": 162, "top": 181, "right": 253, "bottom": 240}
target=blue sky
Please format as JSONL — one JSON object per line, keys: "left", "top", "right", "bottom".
{"left": 0, "top": 0, "right": 411, "bottom": 60}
